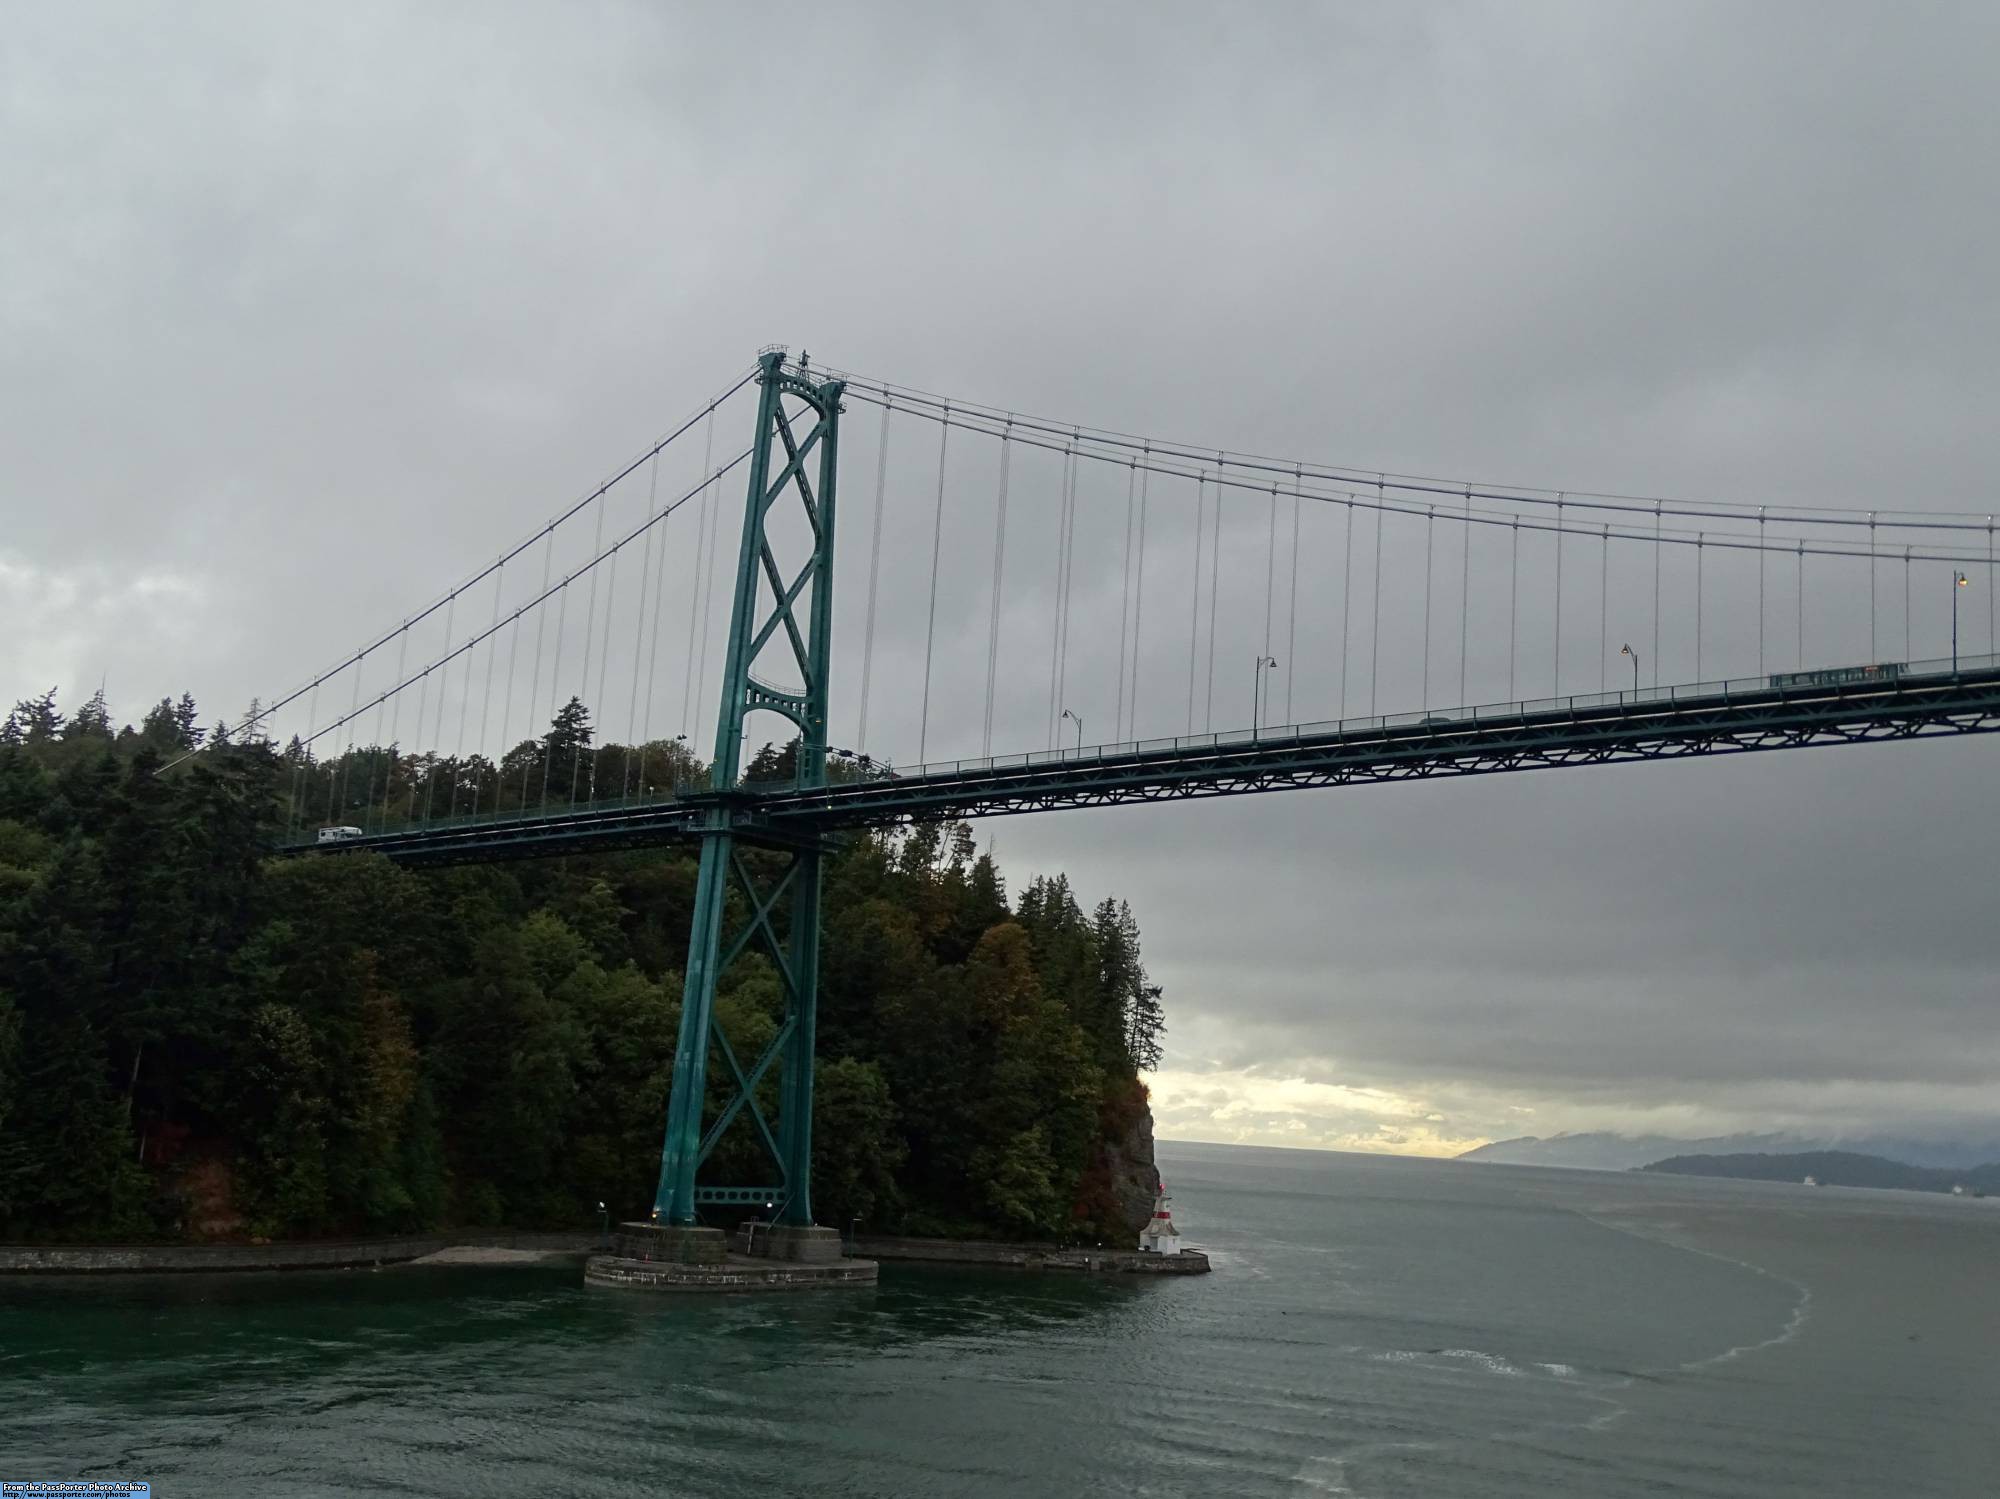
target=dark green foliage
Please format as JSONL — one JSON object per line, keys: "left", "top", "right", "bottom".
{"left": 0, "top": 688, "right": 1165, "bottom": 1244}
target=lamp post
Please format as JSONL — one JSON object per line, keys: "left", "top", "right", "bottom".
{"left": 1252, "top": 656, "right": 1278, "bottom": 737}
{"left": 596, "top": 1200, "right": 609, "bottom": 1250}
{"left": 1060, "top": 708, "right": 1083, "bottom": 756}
{"left": 1953, "top": 571, "right": 1970, "bottom": 672}
{"left": 1619, "top": 643, "right": 1639, "bottom": 695}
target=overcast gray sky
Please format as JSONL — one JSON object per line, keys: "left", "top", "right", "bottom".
{"left": 7, "top": 0, "right": 1998, "bottom": 1154}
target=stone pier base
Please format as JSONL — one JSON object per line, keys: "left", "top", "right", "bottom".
{"left": 585, "top": 1220, "right": 876, "bottom": 1294}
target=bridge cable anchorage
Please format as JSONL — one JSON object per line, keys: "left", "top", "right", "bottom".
{"left": 917, "top": 404, "right": 949, "bottom": 763}
{"left": 1370, "top": 478, "right": 1384, "bottom": 716}
{"left": 981, "top": 420, "right": 1013, "bottom": 758}
{"left": 1461, "top": 486, "right": 1473, "bottom": 706}
{"left": 828, "top": 367, "right": 1993, "bottom": 531}
{"left": 1205, "top": 457, "right": 1223, "bottom": 732}
{"left": 572, "top": 496, "right": 608, "bottom": 804}
{"left": 1286, "top": 467, "right": 1302, "bottom": 723}
{"left": 1187, "top": 472, "right": 1205, "bottom": 734}
{"left": 622, "top": 453, "right": 660, "bottom": 801}
{"left": 1115, "top": 461, "right": 1136, "bottom": 739}
{"left": 201, "top": 364, "right": 759, "bottom": 767}
{"left": 1056, "top": 433, "right": 1079, "bottom": 747}
{"left": 856, "top": 399, "right": 890, "bottom": 754}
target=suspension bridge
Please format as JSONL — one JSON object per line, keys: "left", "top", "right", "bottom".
{"left": 225, "top": 347, "right": 2000, "bottom": 1247}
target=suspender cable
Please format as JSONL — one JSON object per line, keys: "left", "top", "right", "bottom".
{"left": 1338, "top": 500, "right": 1352, "bottom": 717}
{"left": 857, "top": 401, "right": 891, "bottom": 754}
{"left": 464, "top": 560, "right": 503, "bottom": 817}
{"left": 1132, "top": 456, "right": 1151, "bottom": 736}
{"left": 1188, "top": 473, "right": 1205, "bottom": 734}
{"left": 1048, "top": 446, "right": 1074, "bottom": 750}
{"left": 1205, "top": 477, "right": 1222, "bottom": 732}
{"left": 1115, "top": 463, "right": 1136, "bottom": 739}
{"left": 1552, "top": 495, "right": 1564, "bottom": 696}
{"left": 681, "top": 414, "right": 715, "bottom": 738}
{"left": 367, "top": 626, "right": 409, "bottom": 832}
{"left": 621, "top": 454, "right": 660, "bottom": 799}
{"left": 429, "top": 597, "right": 455, "bottom": 815}
{"left": 1904, "top": 545, "right": 1913, "bottom": 658}
{"left": 422, "top": 593, "right": 454, "bottom": 822}
{"left": 1695, "top": 532, "right": 1705, "bottom": 682}
{"left": 918, "top": 408, "right": 950, "bottom": 763}
{"left": 1797, "top": 540, "right": 1806, "bottom": 669}
{"left": 693, "top": 428, "right": 726, "bottom": 757}
{"left": 293, "top": 679, "right": 319, "bottom": 835}
{"left": 981, "top": 423, "right": 1014, "bottom": 759}
{"left": 1868, "top": 514, "right": 1877, "bottom": 662}
{"left": 1759, "top": 509, "right": 1768, "bottom": 674}
{"left": 542, "top": 578, "right": 570, "bottom": 812}
{"left": 637, "top": 447, "right": 677, "bottom": 798}
{"left": 1422, "top": 507, "right": 1435, "bottom": 708}
{"left": 1264, "top": 482, "right": 1277, "bottom": 666}
{"left": 1989, "top": 517, "right": 1995, "bottom": 653}
{"left": 1370, "top": 481, "right": 1384, "bottom": 716}
{"left": 1055, "top": 444, "right": 1079, "bottom": 747}
{"left": 1599, "top": 524, "right": 1608, "bottom": 693}
{"left": 516, "top": 533, "right": 552, "bottom": 811}
{"left": 1508, "top": 518, "right": 1519, "bottom": 701}
{"left": 586, "top": 537, "right": 619, "bottom": 802}
{"left": 1460, "top": 488, "right": 1472, "bottom": 706}
{"left": 1286, "top": 470, "right": 1301, "bottom": 723}
{"left": 1652, "top": 502, "right": 1662, "bottom": 688}
{"left": 572, "top": 500, "right": 608, "bottom": 803}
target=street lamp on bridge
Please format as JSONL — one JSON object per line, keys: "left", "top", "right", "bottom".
{"left": 1252, "top": 656, "right": 1279, "bottom": 737}
{"left": 1954, "top": 571, "right": 1971, "bottom": 673}
{"left": 1060, "top": 707, "right": 1084, "bottom": 757}
{"left": 1620, "top": 643, "right": 1639, "bottom": 695}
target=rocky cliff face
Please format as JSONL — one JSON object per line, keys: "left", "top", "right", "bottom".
{"left": 1102, "top": 1097, "right": 1160, "bottom": 1245}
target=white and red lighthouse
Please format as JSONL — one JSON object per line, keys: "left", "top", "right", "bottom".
{"left": 1137, "top": 1180, "right": 1182, "bottom": 1255}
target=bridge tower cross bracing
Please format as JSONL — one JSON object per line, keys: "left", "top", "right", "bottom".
{"left": 653, "top": 349, "right": 844, "bottom": 1228}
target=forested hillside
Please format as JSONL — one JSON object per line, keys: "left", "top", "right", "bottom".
{"left": 0, "top": 687, "right": 1165, "bottom": 1245}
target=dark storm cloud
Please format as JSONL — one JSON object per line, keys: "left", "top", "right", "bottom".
{"left": 6, "top": 0, "right": 1998, "bottom": 1148}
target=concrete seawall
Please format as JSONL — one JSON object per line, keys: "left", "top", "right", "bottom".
{"left": 0, "top": 1230, "right": 597, "bottom": 1274}
{"left": 851, "top": 1234, "right": 1209, "bottom": 1274}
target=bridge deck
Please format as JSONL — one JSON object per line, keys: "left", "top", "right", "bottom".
{"left": 284, "top": 654, "right": 2000, "bottom": 867}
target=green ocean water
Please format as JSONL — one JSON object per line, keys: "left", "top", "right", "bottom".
{"left": 5, "top": 1141, "right": 1995, "bottom": 1496}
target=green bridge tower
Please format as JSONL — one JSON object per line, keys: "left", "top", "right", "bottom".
{"left": 651, "top": 349, "right": 845, "bottom": 1236}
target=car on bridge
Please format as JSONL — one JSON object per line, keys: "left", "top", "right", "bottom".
{"left": 316, "top": 825, "right": 365, "bottom": 843}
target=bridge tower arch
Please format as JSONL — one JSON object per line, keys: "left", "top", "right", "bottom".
{"left": 653, "top": 349, "right": 844, "bottom": 1228}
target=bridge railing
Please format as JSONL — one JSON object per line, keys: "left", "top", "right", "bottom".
{"left": 288, "top": 649, "right": 2000, "bottom": 846}
{"left": 776, "top": 649, "right": 2000, "bottom": 792}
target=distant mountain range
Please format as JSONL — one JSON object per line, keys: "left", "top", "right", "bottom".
{"left": 1643, "top": 1150, "right": 2000, "bottom": 1195}
{"left": 1456, "top": 1132, "right": 2000, "bottom": 1172}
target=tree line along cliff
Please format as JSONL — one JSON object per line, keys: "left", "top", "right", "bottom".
{"left": 0, "top": 687, "right": 1165, "bottom": 1245}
